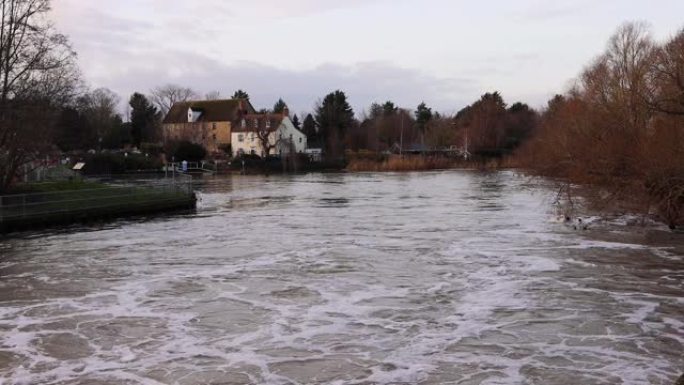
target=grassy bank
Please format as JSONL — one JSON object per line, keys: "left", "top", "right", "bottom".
{"left": 7, "top": 180, "right": 109, "bottom": 194}
{"left": 0, "top": 180, "right": 196, "bottom": 234}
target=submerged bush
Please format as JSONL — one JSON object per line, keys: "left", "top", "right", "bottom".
{"left": 513, "top": 23, "right": 684, "bottom": 228}
{"left": 346, "top": 155, "right": 456, "bottom": 172}
{"left": 82, "top": 153, "right": 162, "bottom": 175}
{"left": 171, "top": 141, "right": 207, "bottom": 162}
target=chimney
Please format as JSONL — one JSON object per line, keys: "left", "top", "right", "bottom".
{"left": 282, "top": 105, "right": 289, "bottom": 117}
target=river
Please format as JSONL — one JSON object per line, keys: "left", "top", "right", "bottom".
{"left": 0, "top": 171, "right": 682, "bottom": 385}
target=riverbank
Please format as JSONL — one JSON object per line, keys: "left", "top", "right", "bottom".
{"left": 509, "top": 158, "right": 684, "bottom": 230}
{"left": 345, "top": 154, "right": 503, "bottom": 172}
{"left": 0, "top": 179, "right": 196, "bottom": 234}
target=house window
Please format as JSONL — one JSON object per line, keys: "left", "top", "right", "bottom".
{"left": 241, "top": 119, "right": 246, "bottom": 128}
{"left": 212, "top": 134, "right": 217, "bottom": 140}
{"left": 238, "top": 134, "right": 244, "bottom": 142}
{"left": 299, "top": 137, "right": 302, "bottom": 143}
{"left": 212, "top": 123, "right": 217, "bottom": 130}
{"left": 253, "top": 118, "right": 258, "bottom": 127}
{"left": 251, "top": 133, "right": 255, "bottom": 141}
{"left": 266, "top": 119, "right": 271, "bottom": 129}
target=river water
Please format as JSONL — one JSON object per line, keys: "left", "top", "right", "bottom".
{"left": 0, "top": 171, "right": 682, "bottom": 385}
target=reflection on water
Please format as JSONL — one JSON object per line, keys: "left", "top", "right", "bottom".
{"left": 0, "top": 171, "right": 682, "bottom": 385}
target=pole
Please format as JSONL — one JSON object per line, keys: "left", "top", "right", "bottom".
{"left": 399, "top": 110, "right": 404, "bottom": 156}
{"left": 465, "top": 126, "right": 469, "bottom": 160}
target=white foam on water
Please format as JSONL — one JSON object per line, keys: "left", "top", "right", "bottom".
{"left": 1, "top": 171, "right": 682, "bottom": 385}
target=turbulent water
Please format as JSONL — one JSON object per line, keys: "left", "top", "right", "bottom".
{"left": 0, "top": 171, "right": 682, "bottom": 385}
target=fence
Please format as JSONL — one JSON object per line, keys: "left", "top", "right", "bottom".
{"left": 0, "top": 176, "right": 195, "bottom": 231}
{"left": 168, "top": 162, "right": 216, "bottom": 174}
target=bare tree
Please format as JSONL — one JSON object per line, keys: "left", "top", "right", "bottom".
{"left": 0, "top": 0, "right": 79, "bottom": 192}
{"left": 515, "top": 22, "right": 684, "bottom": 228}
{"left": 205, "top": 90, "right": 221, "bottom": 100}
{"left": 648, "top": 28, "right": 684, "bottom": 116}
{"left": 82, "top": 88, "right": 120, "bottom": 148}
{"left": 150, "top": 84, "right": 197, "bottom": 116}
{"left": 254, "top": 118, "right": 280, "bottom": 157}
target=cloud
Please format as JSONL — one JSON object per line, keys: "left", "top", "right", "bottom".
{"left": 517, "top": 0, "right": 591, "bottom": 22}
{"left": 82, "top": 47, "right": 479, "bottom": 116}
{"left": 50, "top": 1, "right": 480, "bottom": 115}
{"left": 51, "top": 0, "right": 684, "bottom": 118}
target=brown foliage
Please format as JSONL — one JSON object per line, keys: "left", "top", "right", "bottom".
{"left": 515, "top": 23, "right": 684, "bottom": 228}
{"left": 346, "top": 155, "right": 458, "bottom": 172}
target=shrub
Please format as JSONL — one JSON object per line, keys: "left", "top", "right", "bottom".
{"left": 218, "top": 143, "right": 232, "bottom": 155}
{"left": 82, "top": 153, "right": 162, "bottom": 175}
{"left": 140, "top": 142, "right": 164, "bottom": 156}
{"left": 172, "top": 141, "right": 207, "bottom": 162}
{"left": 346, "top": 155, "right": 455, "bottom": 172}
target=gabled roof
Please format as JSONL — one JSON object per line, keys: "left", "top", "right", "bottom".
{"left": 232, "top": 114, "right": 308, "bottom": 137}
{"left": 232, "top": 114, "right": 284, "bottom": 133}
{"left": 162, "top": 99, "right": 255, "bottom": 124}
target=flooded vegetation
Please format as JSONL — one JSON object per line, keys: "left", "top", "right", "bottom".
{"left": 0, "top": 171, "right": 682, "bottom": 384}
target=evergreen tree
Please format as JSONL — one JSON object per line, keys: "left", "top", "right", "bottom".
{"left": 129, "top": 93, "right": 158, "bottom": 146}
{"left": 232, "top": 89, "right": 250, "bottom": 100}
{"left": 368, "top": 102, "right": 384, "bottom": 119}
{"left": 273, "top": 98, "right": 287, "bottom": 114}
{"left": 382, "top": 101, "right": 397, "bottom": 116}
{"left": 302, "top": 113, "right": 318, "bottom": 146}
{"left": 414, "top": 102, "right": 433, "bottom": 133}
{"left": 504, "top": 102, "right": 537, "bottom": 150}
{"left": 468, "top": 91, "right": 508, "bottom": 153}
{"left": 314, "top": 90, "right": 354, "bottom": 158}
{"left": 101, "top": 116, "right": 128, "bottom": 150}
{"left": 292, "top": 114, "right": 301, "bottom": 129}
{"left": 55, "top": 107, "right": 91, "bottom": 152}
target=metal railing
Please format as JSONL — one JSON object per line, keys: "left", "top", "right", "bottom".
{"left": 0, "top": 177, "right": 194, "bottom": 223}
{"left": 168, "top": 162, "right": 216, "bottom": 174}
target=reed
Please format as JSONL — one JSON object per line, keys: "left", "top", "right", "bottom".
{"left": 346, "top": 155, "right": 459, "bottom": 172}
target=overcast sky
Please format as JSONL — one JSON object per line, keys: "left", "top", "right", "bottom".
{"left": 53, "top": 0, "right": 684, "bottom": 117}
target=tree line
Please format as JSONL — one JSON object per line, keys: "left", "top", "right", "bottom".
{"left": 0, "top": 0, "right": 540, "bottom": 182}
{"left": 302, "top": 90, "right": 537, "bottom": 161}
{"left": 0, "top": 0, "right": 681, "bottom": 228}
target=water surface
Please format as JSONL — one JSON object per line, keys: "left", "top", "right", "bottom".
{"left": 0, "top": 171, "right": 682, "bottom": 384}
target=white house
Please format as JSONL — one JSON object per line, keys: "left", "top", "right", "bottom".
{"left": 231, "top": 108, "right": 307, "bottom": 157}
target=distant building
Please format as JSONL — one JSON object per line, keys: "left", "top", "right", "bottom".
{"left": 231, "top": 108, "right": 307, "bottom": 157}
{"left": 162, "top": 99, "right": 256, "bottom": 153}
